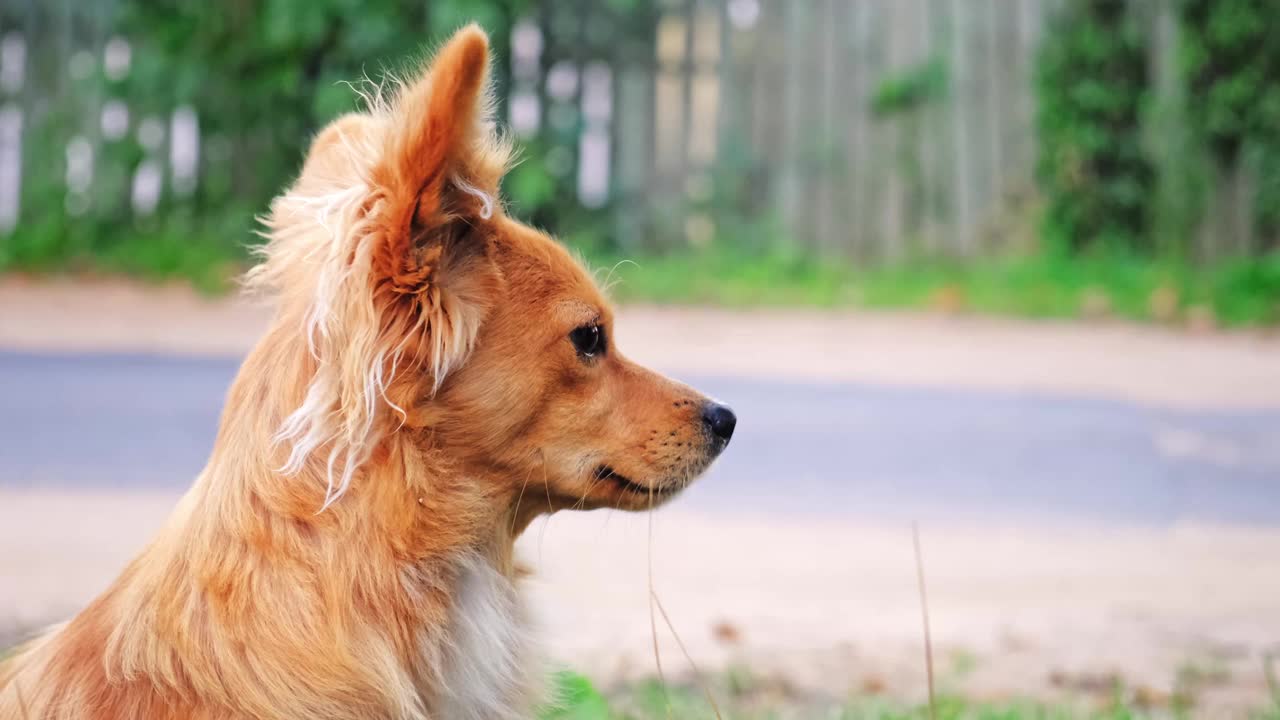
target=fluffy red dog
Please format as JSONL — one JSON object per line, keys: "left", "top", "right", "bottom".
{"left": 0, "top": 25, "right": 734, "bottom": 719}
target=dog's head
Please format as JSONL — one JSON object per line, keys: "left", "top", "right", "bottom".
{"left": 249, "top": 25, "right": 734, "bottom": 518}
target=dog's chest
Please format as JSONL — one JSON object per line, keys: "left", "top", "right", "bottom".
{"left": 431, "top": 555, "right": 536, "bottom": 720}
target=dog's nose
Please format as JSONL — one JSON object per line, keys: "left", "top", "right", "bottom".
{"left": 701, "top": 403, "right": 737, "bottom": 444}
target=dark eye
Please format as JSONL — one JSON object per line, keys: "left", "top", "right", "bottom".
{"left": 569, "top": 324, "right": 605, "bottom": 358}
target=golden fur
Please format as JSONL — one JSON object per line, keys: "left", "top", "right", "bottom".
{"left": 0, "top": 25, "right": 732, "bottom": 720}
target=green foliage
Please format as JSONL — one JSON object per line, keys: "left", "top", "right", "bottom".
{"left": 112, "top": 0, "right": 527, "bottom": 207}
{"left": 1177, "top": 0, "right": 1279, "bottom": 166}
{"left": 871, "top": 58, "right": 948, "bottom": 118}
{"left": 870, "top": 58, "right": 947, "bottom": 238}
{"left": 1177, "top": 0, "right": 1280, "bottom": 241}
{"left": 540, "top": 671, "right": 613, "bottom": 719}
{"left": 3, "top": 0, "right": 535, "bottom": 276}
{"left": 1034, "top": 0, "right": 1153, "bottom": 253}
{"left": 536, "top": 671, "right": 1280, "bottom": 720}
{"left": 1206, "top": 251, "right": 1280, "bottom": 324}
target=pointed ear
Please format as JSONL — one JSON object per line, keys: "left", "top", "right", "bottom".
{"left": 364, "top": 24, "right": 509, "bottom": 385}
{"left": 375, "top": 24, "right": 506, "bottom": 240}
{"left": 252, "top": 27, "right": 512, "bottom": 508}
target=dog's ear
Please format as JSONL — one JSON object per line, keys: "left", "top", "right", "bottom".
{"left": 370, "top": 24, "right": 508, "bottom": 295}
{"left": 367, "top": 24, "right": 511, "bottom": 389}
{"left": 260, "top": 26, "right": 512, "bottom": 508}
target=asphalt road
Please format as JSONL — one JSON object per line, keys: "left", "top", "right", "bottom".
{"left": 2, "top": 351, "right": 1278, "bottom": 525}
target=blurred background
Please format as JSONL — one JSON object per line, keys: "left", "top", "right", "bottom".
{"left": 2, "top": 1, "right": 1280, "bottom": 718}
{"left": 1, "top": 0, "right": 1279, "bottom": 315}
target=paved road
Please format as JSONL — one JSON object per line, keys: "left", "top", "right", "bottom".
{"left": 2, "top": 351, "right": 1279, "bottom": 524}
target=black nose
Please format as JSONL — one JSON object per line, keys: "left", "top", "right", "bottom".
{"left": 701, "top": 403, "right": 737, "bottom": 444}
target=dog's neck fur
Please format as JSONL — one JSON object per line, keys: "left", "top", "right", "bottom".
{"left": 185, "top": 325, "right": 539, "bottom": 718}
{"left": 0, "top": 325, "right": 539, "bottom": 720}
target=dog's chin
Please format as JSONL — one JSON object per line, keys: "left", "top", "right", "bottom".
{"left": 569, "top": 465, "right": 690, "bottom": 511}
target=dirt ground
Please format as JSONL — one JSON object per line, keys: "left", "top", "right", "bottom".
{"left": 3, "top": 277, "right": 1280, "bottom": 714}
{"left": 3, "top": 490, "right": 1278, "bottom": 715}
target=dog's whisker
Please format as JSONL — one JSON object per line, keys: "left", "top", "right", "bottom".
{"left": 537, "top": 448, "right": 553, "bottom": 565}
{"left": 573, "top": 475, "right": 605, "bottom": 513}
{"left": 509, "top": 456, "right": 537, "bottom": 538}
{"left": 601, "top": 258, "right": 637, "bottom": 294}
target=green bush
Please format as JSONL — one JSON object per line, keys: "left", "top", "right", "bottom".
{"left": 1035, "top": 0, "right": 1154, "bottom": 253}
{"left": 2, "top": 0, "right": 538, "bottom": 276}
{"left": 1177, "top": 0, "right": 1280, "bottom": 243}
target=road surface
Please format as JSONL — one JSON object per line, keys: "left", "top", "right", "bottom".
{"left": 2, "top": 350, "right": 1278, "bottom": 525}
{"left": 3, "top": 349, "right": 1280, "bottom": 713}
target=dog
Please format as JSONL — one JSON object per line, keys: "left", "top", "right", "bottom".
{"left": 0, "top": 25, "right": 735, "bottom": 720}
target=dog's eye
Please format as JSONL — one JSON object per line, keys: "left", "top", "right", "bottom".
{"left": 569, "top": 324, "right": 605, "bottom": 358}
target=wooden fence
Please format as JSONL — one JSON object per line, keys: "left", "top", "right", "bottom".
{"left": 0, "top": 0, "right": 1263, "bottom": 262}
{"left": 624, "top": 0, "right": 1062, "bottom": 260}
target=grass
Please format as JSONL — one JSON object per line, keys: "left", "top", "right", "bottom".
{"left": 0, "top": 213, "right": 253, "bottom": 295}
{"left": 588, "top": 246, "right": 1280, "bottom": 327}
{"left": 4, "top": 221, "right": 1280, "bottom": 326}
{"left": 539, "top": 671, "right": 1280, "bottom": 720}
{"left": 2, "top": 641, "right": 1275, "bottom": 719}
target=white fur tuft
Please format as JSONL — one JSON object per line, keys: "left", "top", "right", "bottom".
{"left": 453, "top": 175, "right": 495, "bottom": 220}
